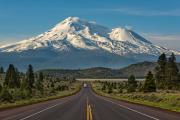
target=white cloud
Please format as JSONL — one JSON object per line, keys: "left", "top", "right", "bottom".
{"left": 142, "top": 33, "right": 180, "bottom": 41}
{"left": 95, "top": 8, "right": 180, "bottom": 16}
{"left": 0, "top": 34, "right": 30, "bottom": 46}
{"left": 0, "top": 38, "right": 19, "bottom": 46}
{"left": 142, "top": 33, "right": 180, "bottom": 51}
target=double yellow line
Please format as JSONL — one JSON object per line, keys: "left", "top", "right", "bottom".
{"left": 87, "top": 98, "right": 93, "bottom": 120}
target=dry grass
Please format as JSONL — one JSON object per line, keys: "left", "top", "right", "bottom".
{"left": 92, "top": 82, "right": 180, "bottom": 112}
{"left": 0, "top": 82, "right": 82, "bottom": 110}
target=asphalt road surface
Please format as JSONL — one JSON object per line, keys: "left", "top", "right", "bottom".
{"left": 0, "top": 85, "right": 180, "bottom": 120}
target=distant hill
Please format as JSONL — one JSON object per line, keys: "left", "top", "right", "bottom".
{"left": 118, "top": 61, "right": 156, "bottom": 78}
{"left": 40, "top": 61, "right": 180, "bottom": 79}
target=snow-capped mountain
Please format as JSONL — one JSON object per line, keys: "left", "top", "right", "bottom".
{"left": 0, "top": 17, "right": 179, "bottom": 70}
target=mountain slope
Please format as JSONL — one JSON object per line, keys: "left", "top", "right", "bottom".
{"left": 40, "top": 61, "right": 180, "bottom": 78}
{"left": 0, "top": 17, "right": 179, "bottom": 70}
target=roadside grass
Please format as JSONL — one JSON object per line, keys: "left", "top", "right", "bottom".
{"left": 91, "top": 82, "right": 180, "bottom": 112}
{"left": 0, "top": 81, "right": 82, "bottom": 110}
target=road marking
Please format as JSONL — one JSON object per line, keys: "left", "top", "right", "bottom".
{"left": 89, "top": 105, "right": 93, "bottom": 120}
{"left": 19, "top": 96, "right": 77, "bottom": 120}
{"left": 19, "top": 102, "right": 65, "bottom": 120}
{"left": 87, "top": 97, "right": 89, "bottom": 120}
{"left": 87, "top": 97, "right": 93, "bottom": 120}
{"left": 93, "top": 93, "right": 159, "bottom": 120}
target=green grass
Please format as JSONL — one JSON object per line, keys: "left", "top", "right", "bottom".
{"left": 91, "top": 82, "right": 180, "bottom": 112}
{"left": 0, "top": 82, "right": 82, "bottom": 110}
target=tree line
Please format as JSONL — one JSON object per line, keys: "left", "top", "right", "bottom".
{"left": 100, "top": 52, "right": 180, "bottom": 93}
{"left": 128, "top": 52, "right": 180, "bottom": 92}
{"left": 155, "top": 53, "right": 180, "bottom": 89}
{"left": 0, "top": 64, "right": 43, "bottom": 102}
{"left": 143, "top": 52, "right": 180, "bottom": 92}
{"left": 0, "top": 64, "right": 74, "bottom": 102}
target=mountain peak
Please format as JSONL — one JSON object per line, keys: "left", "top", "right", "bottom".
{"left": 0, "top": 17, "right": 179, "bottom": 56}
{"left": 0, "top": 17, "right": 180, "bottom": 70}
{"left": 57, "top": 17, "right": 82, "bottom": 27}
{"left": 56, "top": 16, "right": 88, "bottom": 26}
{"left": 110, "top": 27, "right": 131, "bottom": 42}
{"left": 52, "top": 17, "right": 89, "bottom": 33}
{"left": 109, "top": 27, "right": 152, "bottom": 44}
{"left": 64, "top": 16, "right": 80, "bottom": 23}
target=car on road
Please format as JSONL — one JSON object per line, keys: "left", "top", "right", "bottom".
{"left": 83, "top": 83, "right": 87, "bottom": 88}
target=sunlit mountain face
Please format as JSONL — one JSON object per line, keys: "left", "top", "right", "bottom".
{"left": 0, "top": 17, "right": 179, "bottom": 70}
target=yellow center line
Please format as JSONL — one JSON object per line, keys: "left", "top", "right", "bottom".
{"left": 86, "top": 97, "right": 93, "bottom": 120}
{"left": 89, "top": 105, "right": 93, "bottom": 120}
{"left": 87, "top": 97, "right": 89, "bottom": 120}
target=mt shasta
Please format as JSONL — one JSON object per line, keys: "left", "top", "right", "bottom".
{"left": 0, "top": 17, "right": 179, "bottom": 70}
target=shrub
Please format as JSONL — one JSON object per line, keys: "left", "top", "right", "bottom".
{"left": 127, "top": 75, "right": 137, "bottom": 93}
{"left": 0, "top": 87, "right": 13, "bottom": 102}
{"left": 101, "top": 84, "right": 106, "bottom": 91}
{"left": 108, "top": 86, "right": 112, "bottom": 93}
{"left": 143, "top": 71, "right": 156, "bottom": 92}
{"left": 0, "top": 84, "right": 2, "bottom": 92}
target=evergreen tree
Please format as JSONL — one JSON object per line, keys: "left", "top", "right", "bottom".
{"left": 26, "top": 64, "right": 35, "bottom": 88}
{"left": 39, "top": 72, "right": 44, "bottom": 82}
{"left": 20, "top": 78, "right": 28, "bottom": 90}
{"left": 118, "top": 82, "right": 124, "bottom": 93}
{"left": 143, "top": 71, "right": 156, "bottom": 92}
{"left": 137, "top": 82, "right": 143, "bottom": 92}
{"left": 127, "top": 75, "right": 137, "bottom": 92}
{"left": 50, "top": 79, "right": 55, "bottom": 93}
{"left": 0, "top": 84, "right": 2, "bottom": 92}
{"left": 35, "top": 72, "right": 44, "bottom": 93}
{"left": 112, "top": 82, "right": 117, "bottom": 89}
{"left": 108, "top": 85, "right": 112, "bottom": 93}
{"left": 4, "top": 64, "right": 20, "bottom": 88}
{"left": 178, "top": 73, "right": 180, "bottom": 80}
{"left": 0, "top": 66, "right": 4, "bottom": 73}
{"left": 15, "top": 68, "right": 20, "bottom": 87}
{"left": 165, "top": 53, "right": 179, "bottom": 89}
{"left": 155, "top": 53, "right": 167, "bottom": 89}
{"left": 20, "top": 76, "right": 32, "bottom": 98}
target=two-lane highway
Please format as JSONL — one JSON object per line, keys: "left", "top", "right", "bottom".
{"left": 0, "top": 85, "right": 180, "bottom": 120}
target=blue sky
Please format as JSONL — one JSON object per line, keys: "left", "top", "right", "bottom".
{"left": 0, "top": 0, "right": 180, "bottom": 50}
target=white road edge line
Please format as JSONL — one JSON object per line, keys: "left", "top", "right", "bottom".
{"left": 19, "top": 89, "right": 82, "bottom": 120}
{"left": 94, "top": 93, "right": 159, "bottom": 120}
{"left": 19, "top": 102, "right": 65, "bottom": 120}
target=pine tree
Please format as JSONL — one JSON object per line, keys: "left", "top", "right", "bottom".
{"left": 118, "top": 83, "right": 123, "bottom": 93}
{"left": 35, "top": 72, "right": 44, "bottom": 93}
{"left": 39, "top": 72, "right": 44, "bottom": 82}
{"left": 143, "top": 71, "right": 156, "bottom": 92}
{"left": 0, "top": 84, "right": 2, "bottom": 92}
{"left": 165, "top": 53, "right": 179, "bottom": 89}
{"left": 127, "top": 75, "right": 137, "bottom": 92}
{"left": 20, "top": 76, "right": 32, "bottom": 99}
{"left": 155, "top": 53, "right": 167, "bottom": 89}
{"left": 15, "top": 68, "right": 21, "bottom": 87}
{"left": 26, "top": 64, "right": 35, "bottom": 88}
{"left": 137, "top": 82, "right": 143, "bottom": 92}
{"left": 0, "top": 66, "right": 4, "bottom": 73}
{"left": 20, "top": 78, "right": 28, "bottom": 90}
{"left": 4, "top": 64, "right": 20, "bottom": 88}
{"left": 108, "top": 85, "right": 112, "bottom": 93}
{"left": 50, "top": 79, "right": 55, "bottom": 93}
